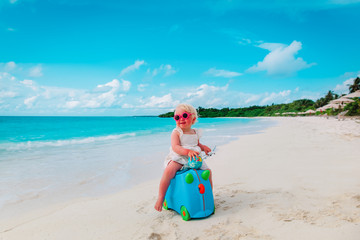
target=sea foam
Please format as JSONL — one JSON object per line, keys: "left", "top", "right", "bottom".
{"left": 0, "top": 132, "right": 137, "bottom": 151}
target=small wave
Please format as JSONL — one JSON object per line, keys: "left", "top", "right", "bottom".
{"left": 204, "top": 128, "right": 216, "bottom": 132}
{"left": 0, "top": 133, "right": 136, "bottom": 151}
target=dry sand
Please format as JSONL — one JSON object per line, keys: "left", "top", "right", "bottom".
{"left": 1, "top": 117, "right": 360, "bottom": 240}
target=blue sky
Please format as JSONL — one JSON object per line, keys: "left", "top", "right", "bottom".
{"left": 1, "top": 0, "right": 360, "bottom": 116}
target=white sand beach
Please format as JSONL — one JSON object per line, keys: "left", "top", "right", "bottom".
{"left": 1, "top": 117, "right": 360, "bottom": 240}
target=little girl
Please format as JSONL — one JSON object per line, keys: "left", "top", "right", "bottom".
{"left": 154, "top": 103, "right": 212, "bottom": 212}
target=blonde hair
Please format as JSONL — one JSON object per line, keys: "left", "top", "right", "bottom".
{"left": 175, "top": 103, "right": 198, "bottom": 122}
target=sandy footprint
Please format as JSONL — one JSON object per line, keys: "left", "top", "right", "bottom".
{"left": 148, "top": 232, "right": 162, "bottom": 240}
{"left": 205, "top": 218, "right": 272, "bottom": 240}
{"left": 273, "top": 193, "right": 360, "bottom": 227}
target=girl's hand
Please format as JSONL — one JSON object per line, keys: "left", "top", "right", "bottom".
{"left": 203, "top": 145, "right": 212, "bottom": 155}
{"left": 187, "top": 150, "right": 199, "bottom": 160}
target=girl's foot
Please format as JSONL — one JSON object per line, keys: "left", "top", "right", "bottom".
{"left": 154, "top": 198, "right": 163, "bottom": 212}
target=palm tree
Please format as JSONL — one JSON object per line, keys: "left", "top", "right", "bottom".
{"left": 325, "top": 90, "right": 335, "bottom": 102}
{"left": 348, "top": 77, "right": 360, "bottom": 93}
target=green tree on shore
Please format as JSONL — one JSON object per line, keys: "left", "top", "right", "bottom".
{"left": 314, "top": 90, "right": 338, "bottom": 108}
{"left": 158, "top": 90, "right": 360, "bottom": 118}
{"left": 348, "top": 77, "right": 360, "bottom": 93}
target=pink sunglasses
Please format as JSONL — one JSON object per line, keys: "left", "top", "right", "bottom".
{"left": 174, "top": 112, "right": 192, "bottom": 121}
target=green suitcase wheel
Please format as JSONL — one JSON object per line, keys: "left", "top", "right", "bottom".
{"left": 180, "top": 206, "right": 190, "bottom": 221}
{"left": 163, "top": 199, "right": 168, "bottom": 210}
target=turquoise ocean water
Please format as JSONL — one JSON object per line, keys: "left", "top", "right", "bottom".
{"left": 0, "top": 116, "right": 276, "bottom": 215}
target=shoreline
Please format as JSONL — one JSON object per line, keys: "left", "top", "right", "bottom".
{"left": 0, "top": 117, "right": 273, "bottom": 221}
{"left": 1, "top": 117, "right": 360, "bottom": 239}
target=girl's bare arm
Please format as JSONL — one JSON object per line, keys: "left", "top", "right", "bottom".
{"left": 171, "top": 131, "right": 199, "bottom": 158}
{"left": 198, "top": 141, "right": 211, "bottom": 155}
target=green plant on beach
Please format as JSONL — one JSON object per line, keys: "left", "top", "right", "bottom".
{"left": 326, "top": 108, "right": 341, "bottom": 116}
{"left": 344, "top": 98, "right": 360, "bottom": 116}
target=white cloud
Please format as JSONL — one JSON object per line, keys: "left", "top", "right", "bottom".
{"left": 97, "top": 79, "right": 131, "bottom": 92}
{"left": 238, "top": 38, "right": 252, "bottom": 45}
{"left": 0, "top": 90, "right": 17, "bottom": 98}
{"left": 42, "top": 86, "right": 79, "bottom": 100}
{"left": 140, "top": 94, "right": 178, "bottom": 108}
{"left": 150, "top": 68, "right": 157, "bottom": 76}
{"left": 151, "top": 64, "right": 177, "bottom": 77}
{"left": 247, "top": 41, "right": 316, "bottom": 76}
{"left": 21, "top": 79, "right": 35, "bottom": 85}
{"left": 119, "top": 60, "right": 145, "bottom": 76}
{"left": 162, "top": 64, "right": 177, "bottom": 77}
{"left": 185, "top": 84, "right": 229, "bottom": 107}
{"left": 97, "top": 92, "right": 116, "bottom": 107}
{"left": 181, "top": 84, "right": 290, "bottom": 108}
{"left": 0, "top": 72, "right": 133, "bottom": 113}
{"left": 257, "top": 43, "right": 287, "bottom": 51}
{"left": 83, "top": 99, "right": 101, "bottom": 108}
{"left": 97, "top": 79, "right": 119, "bottom": 89}
{"left": 120, "top": 80, "right": 131, "bottom": 91}
{"left": 245, "top": 94, "right": 261, "bottom": 104}
{"left": 0, "top": 72, "right": 14, "bottom": 80}
{"left": 334, "top": 76, "right": 360, "bottom": 94}
{"left": 5, "top": 61, "right": 16, "bottom": 71}
{"left": 205, "top": 68, "right": 242, "bottom": 78}
{"left": 82, "top": 79, "right": 130, "bottom": 108}
{"left": 137, "top": 84, "right": 148, "bottom": 92}
{"left": 65, "top": 100, "right": 80, "bottom": 109}
{"left": 29, "top": 65, "right": 43, "bottom": 77}
{"left": 10, "top": 0, "right": 18, "bottom": 4}
{"left": 20, "top": 79, "right": 38, "bottom": 91}
{"left": 187, "top": 84, "right": 228, "bottom": 98}
{"left": 122, "top": 103, "right": 134, "bottom": 108}
{"left": 260, "top": 90, "right": 292, "bottom": 105}
{"left": 24, "top": 95, "right": 38, "bottom": 108}
{"left": 299, "top": 93, "right": 322, "bottom": 101}
{"left": 0, "top": 66, "right": 328, "bottom": 115}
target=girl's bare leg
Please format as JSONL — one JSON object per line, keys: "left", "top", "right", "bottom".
{"left": 154, "top": 161, "right": 182, "bottom": 212}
